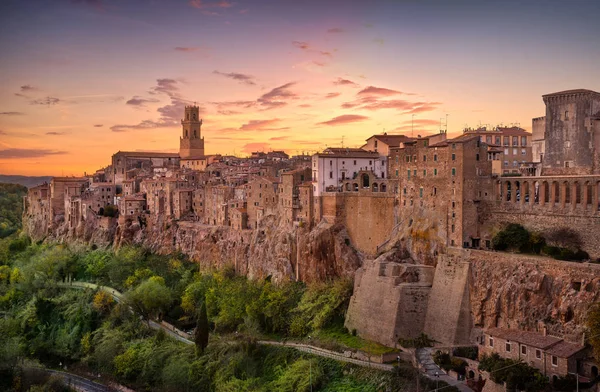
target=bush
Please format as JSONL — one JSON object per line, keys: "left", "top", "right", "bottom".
{"left": 103, "top": 205, "right": 118, "bottom": 218}
{"left": 453, "top": 346, "right": 478, "bottom": 360}
{"left": 492, "top": 224, "right": 530, "bottom": 252}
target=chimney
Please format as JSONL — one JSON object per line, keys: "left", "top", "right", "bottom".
{"left": 543, "top": 326, "right": 547, "bottom": 336}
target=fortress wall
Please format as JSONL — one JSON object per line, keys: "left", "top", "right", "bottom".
{"left": 424, "top": 250, "right": 472, "bottom": 345}
{"left": 342, "top": 194, "right": 395, "bottom": 255}
{"left": 484, "top": 210, "right": 600, "bottom": 258}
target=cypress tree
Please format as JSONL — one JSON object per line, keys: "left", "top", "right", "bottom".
{"left": 195, "top": 301, "right": 209, "bottom": 354}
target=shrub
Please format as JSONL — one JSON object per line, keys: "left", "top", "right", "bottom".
{"left": 103, "top": 205, "right": 118, "bottom": 217}
{"left": 453, "top": 346, "right": 478, "bottom": 360}
{"left": 545, "top": 228, "right": 582, "bottom": 250}
{"left": 492, "top": 224, "right": 530, "bottom": 252}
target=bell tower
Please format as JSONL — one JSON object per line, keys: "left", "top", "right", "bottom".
{"left": 179, "top": 105, "right": 205, "bottom": 159}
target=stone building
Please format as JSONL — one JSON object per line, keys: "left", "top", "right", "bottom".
{"left": 49, "top": 177, "right": 89, "bottom": 224}
{"left": 539, "top": 89, "right": 600, "bottom": 175}
{"left": 246, "top": 176, "right": 279, "bottom": 229}
{"left": 361, "top": 133, "right": 414, "bottom": 157}
{"left": 280, "top": 167, "right": 312, "bottom": 226}
{"left": 119, "top": 194, "right": 147, "bottom": 219}
{"left": 312, "top": 148, "right": 386, "bottom": 196}
{"left": 480, "top": 328, "right": 591, "bottom": 380}
{"left": 389, "top": 133, "right": 495, "bottom": 248}
{"left": 179, "top": 105, "right": 207, "bottom": 170}
{"left": 110, "top": 151, "right": 179, "bottom": 186}
{"left": 463, "top": 126, "right": 532, "bottom": 175}
{"left": 204, "top": 185, "right": 233, "bottom": 226}
{"left": 173, "top": 189, "right": 193, "bottom": 219}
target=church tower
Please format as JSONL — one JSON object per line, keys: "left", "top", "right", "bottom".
{"left": 179, "top": 105, "right": 205, "bottom": 159}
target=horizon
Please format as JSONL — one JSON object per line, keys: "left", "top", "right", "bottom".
{"left": 1, "top": 0, "right": 599, "bottom": 176}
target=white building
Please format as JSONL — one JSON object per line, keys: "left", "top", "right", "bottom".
{"left": 311, "top": 148, "right": 386, "bottom": 196}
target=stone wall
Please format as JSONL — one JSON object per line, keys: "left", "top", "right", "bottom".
{"left": 345, "top": 249, "right": 434, "bottom": 347}
{"left": 423, "top": 249, "right": 473, "bottom": 345}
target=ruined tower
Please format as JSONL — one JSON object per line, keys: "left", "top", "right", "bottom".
{"left": 179, "top": 105, "right": 205, "bottom": 159}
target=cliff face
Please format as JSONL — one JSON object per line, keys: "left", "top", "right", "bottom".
{"left": 467, "top": 250, "right": 600, "bottom": 342}
{"left": 26, "top": 212, "right": 361, "bottom": 283}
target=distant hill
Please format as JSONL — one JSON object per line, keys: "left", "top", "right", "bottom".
{"left": 0, "top": 175, "right": 53, "bottom": 188}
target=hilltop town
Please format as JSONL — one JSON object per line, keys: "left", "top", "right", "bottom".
{"left": 23, "top": 89, "right": 600, "bottom": 382}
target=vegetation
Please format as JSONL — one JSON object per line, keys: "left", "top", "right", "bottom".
{"left": 398, "top": 333, "right": 435, "bottom": 349}
{"left": 432, "top": 351, "right": 467, "bottom": 376}
{"left": 492, "top": 224, "right": 589, "bottom": 261}
{"left": 452, "top": 346, "right": 478, "bottom": 360}
{"left": 0, "top": 183, "right": 27, "bottom": 238}
{"left": 0, "top": 235, "right": 415, "bottom": 391}
{"left": 478, "top": 353, "right": 548, "bottom": 392}
{"left": 587, "top": 302, "right": 600, "bottom": 361}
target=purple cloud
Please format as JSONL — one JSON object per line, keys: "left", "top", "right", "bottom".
{"left": 213, "top": 70, "right": 256, "bottom": 85}
{"left": 0, "top": 148, "right": 67, "bottom": 158}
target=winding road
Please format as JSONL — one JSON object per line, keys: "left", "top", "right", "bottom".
{"left": 58, "top": 280, "right": 473, "bottom": 390}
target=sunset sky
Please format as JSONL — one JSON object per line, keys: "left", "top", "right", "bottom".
{"left": 1, "top": 0, "right": 599, "bottom": 176}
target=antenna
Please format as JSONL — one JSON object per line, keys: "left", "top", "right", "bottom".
{"left": 341, "top": 135, "right": 345, "bottom": 148}
{"left": 445, "top": 114, "right": 449, "bottom": 132}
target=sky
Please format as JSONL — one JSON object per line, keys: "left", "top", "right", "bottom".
{"left": 1, "top": 0, "right": 599, "bottom": 176}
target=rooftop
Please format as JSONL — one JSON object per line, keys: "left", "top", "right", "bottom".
{"left": 113, "top": 151, "right": 180, "bottom": 158}
{"left": 543, "top": 89, "right": 600, "bottom": 98}
{"left": 365, "top": 133, "right": 414, "bottom": 147}
{"left": 486, "top": 328, "right": 562, "bottom": 350}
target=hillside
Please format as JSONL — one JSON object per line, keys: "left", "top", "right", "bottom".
{"left": 0, "top": 175, "right": 52, "bottom": 188}
{"left": 0, "top": 183, "right": 27, "bottom": 238}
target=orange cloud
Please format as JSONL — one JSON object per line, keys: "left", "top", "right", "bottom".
{"left": 333, "top": 78, "right": 358, "bottom": 87}
{"left": 317, "top": 114, "right": 369, "bottom": 126}
{"left": 241, "top": 142, "right": 270, "bottom": 154}
{"left": 357, "top": 86, "right": 402, "bottom": 96}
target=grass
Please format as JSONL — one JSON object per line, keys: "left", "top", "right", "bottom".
{"left": 313, "top": 325, "right": 398, "bottom": 356}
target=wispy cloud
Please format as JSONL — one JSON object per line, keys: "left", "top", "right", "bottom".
{"left": 292, "top": 41, "right": 333, "bottom": 57}
{"left": 175, "top": 47, "right": 201, "bottom": 52}
{"left": 126, "top": 96, "right": 160, "bottom": 106}
{"left": 112, "top": 78, "right": 195, "bottom": 132}
{"left": 241, "top": 142, "right": 270, "bottom": 154}
{"left": 269, "top": 136, "right": 289, "bottom": 141}
{"left": 20, "top": 85, "right": 38, "bottom": 92}
{"left": 358, "top": 86, "right": 402, "bottom": 96}
{"left": 93, "top": 124, "right": 103, "bottom": 127}
{"left": 0, "top": 148, "right": 67, "bottom": 158}
{"left": 30, "top": 97, "right": 60, "bottom": 105}
{"left": 189, "top": 0, "right": 232, "bottom": 14}
{"left": 325, "top": 92, "right": 341, "bottom": 99}
{"left": 327, "top": 27, "right": 344, "bottom": 33}
{"left": 257, "top": 82, "right": 298, "bottom": 110}
{"left": 46, "top": 131, "right": 69, "bottom": 135}
{"left": 213, "top": 70, "right": 256, "bottom": 85}
{"left": 292, "top": 41, "right": 310, "bottom": 50}
{"left": 333, "top": 78, "right": 358, "bottom": 87}
{"left": 317, "top": 114, "right": 369, "bottom": 126}
{"left": 239, "top": 119, "right": 288, "bottom": 131}
{"left": 0, "top": 111, "right": 25, "bottom": 115}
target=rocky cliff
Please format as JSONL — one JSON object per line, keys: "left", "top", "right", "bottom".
{"left": 25, "top": 211, "right": 361, "bottom": 283}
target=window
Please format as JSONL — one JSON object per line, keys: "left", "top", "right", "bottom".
{"left": 521, "top": 136, "right": 527, "bottom": 146}
{"left": 521, "top": 149, "right": 526, "bottom": 156}
{"left": 413, "top": 169, "right": 417, "bottom": 177}
{"left": 513, "top": 161, "right": 518, "bottom": 167}
{"left": 413, "top": 155, "right": 417, "bottom": 162}
{"left": 521, "top": 345, "right": 527, "bottom": 355}
{"left": 395, "top": 169, "right": 399, "bottom": 177}
{"left": 423, "top": 170, "right": 426, "bottom": 177}
{"left": 419, "top": 187, "right": 423, "bottom": 197}
{"left": 512, "top": 136, "right": 518, "bottom": 146}
{"left": 407, "top": 170, "right": 411, "bottom": 179}
{"left": 452, "top": 143, "right": 456, "bottom": 149}
{"left": 369, "top": 160, "right": 372, "bottom": 165}
{"left": 434, "top": 168, "right": 438, "bottom": 176}
{"left": 423, "top": 155, "right": 427, "bottom": 162}
{"left": 486, "top": 135, "right": 492, "bottom": 144}
{"left": 329, "top": 171, "right": 333, "bottom": 179}
{"left": 504, "top": 148, "right": 509, "bottom": 155}
{"left": 403, "top": 187, "right": 407, "bottom": 194}
{"left": 495, "top": 136, "right": 501, "bottom": 145}
{"left": 434, "top": 154, "right": 438, "bottom": 162}
{"left": 374, "top": 140, "right": 378, "bottom": 148}
{"left": 406, "top": 156, "right": 410, "bottom": 162}
{"left": 476, "top": 153, "right": 480, "bottom": 161}
{"left": 451, "top": 224, "right": 455, "bottom": 233}
{"left": 506, "top": 342, "right": 511, "bottom": 352}
{"left": 330, "top": 160, "right": 333, "bottom": 166}
{"left": 564, "top": 111, "right": 569, "bottom": 120}
{"left": 504, "top": 161, "right": 509, "bottom": 167}
{"left": 535, "top": 349, "right": 541, "bottom": 359}
{"left": 552, "top": 356, "right": 558, "bottom": 366}
{"left": 513, "top": 148, "right": 518, "bottom": 155}
{"left": 452, "top": 168, "right": 456, "bottom": 176}
{"left": 503, "top": 136, "right": 509, "bottom": 146}
{"left": 452, "top": 153, "right": 456, "bottom": 161}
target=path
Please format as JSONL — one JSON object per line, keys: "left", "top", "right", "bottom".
{"left": 57, "top": 280, "right": 470, "bottom": 387}
{"left": 416, "top": 348, "right": 472, "bottom": 392}
{"left": 23, "top": 367, "right": 114, "bottom": 392}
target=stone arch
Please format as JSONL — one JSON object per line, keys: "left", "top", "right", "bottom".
{"left": 468, "top": 370, "right": 475, "bottom": 379}
{"left": 585, "top": 181, "right": 592, "bottom": 206}
{"left": 553, "top": 181, "right": 560, "bottom": 204}
{"left": 353, "top": 183, "right": 358, "bottom": 192}
{"left": 534, "top": 181, "right": 540, "bottom": 203}
{"left": 362, "top": 173, "right": 370, "bottom": 188}
{"left": 523, "top": 181, "right": 530, "bottom": 203}
{"left": 506, "top": 181, "right": 512, "bottom": 202}
{"left": 381, "top": 183, "right": 387, "bottom": 192}
{"left": 515, "top": 181, "right": 521, "bottom": 202}
{"left": 372, "top": 183, "right": 379, "bottom": 192}
{"left": 574, "top": 181, "right": 581, "bottom": 204}
{"left": 345, "top": 183, "right": 351, "bottom": 192}
{"left": 592, "top": 366, "right": 599, "bottom": 378}
{"left": 543, "top": 181, "right": 549, "bottom": 203}
{"left": 564, "top": 181, "right": 571, "bottom": 204}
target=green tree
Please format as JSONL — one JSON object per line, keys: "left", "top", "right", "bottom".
{"left": 587, "top": 302, "right": 600, "bottom": 360}
{"left": 126, "top": 276, "right": 172, "bottom": 322}
{"left": 195, "top": 301, "right": 209, "bottom": 354}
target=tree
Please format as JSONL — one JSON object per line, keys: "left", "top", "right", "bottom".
{"left": 195, "top": 301, "right": 209, "bottom": 355}
{"left": 587, "top": 302, "right": 600, "bottom": 360}
{"left": 126, "top": 276, "right": 172, "bottom": 322}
